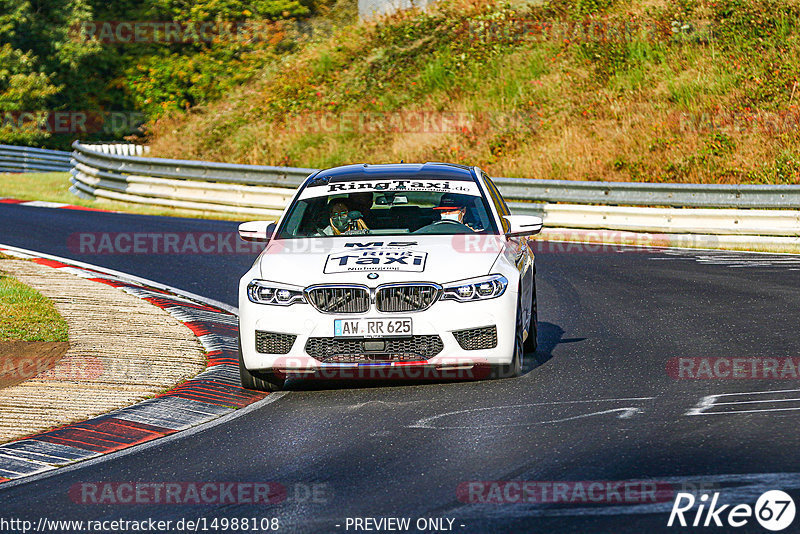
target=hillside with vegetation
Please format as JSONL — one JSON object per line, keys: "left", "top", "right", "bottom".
{"left": 3, "top": 0, "right": 799, "bottom": 183}
{"left": 146, "top": 0, "right": 800, "bottom": 184}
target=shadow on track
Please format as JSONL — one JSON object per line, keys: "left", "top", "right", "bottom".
{"left": 523, "top": 321, "right": 584, "bottom": 374}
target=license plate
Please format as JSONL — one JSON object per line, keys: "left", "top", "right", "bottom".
{"left": 334, "top": 318, "right": 412, "bottom": 338}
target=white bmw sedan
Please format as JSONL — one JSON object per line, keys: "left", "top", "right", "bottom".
{"left": 237, "top": 162, "right": 542, "bottom": 391}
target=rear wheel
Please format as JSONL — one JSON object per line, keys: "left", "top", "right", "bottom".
{"left": 238, "top": 336, "right": 284, "bottom": 392}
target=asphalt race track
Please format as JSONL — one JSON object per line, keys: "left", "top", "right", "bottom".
{"left": 2, "top": 203, "right": 800, "bottom": 533}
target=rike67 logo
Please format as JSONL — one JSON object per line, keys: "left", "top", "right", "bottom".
{"left": 668, "top": 490, "right": 796, "bottom": 531}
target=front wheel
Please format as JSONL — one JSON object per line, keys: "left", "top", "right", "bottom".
{"left": 492, "top": 293, "right": 524, "bottom": 379}
{"left": 238, "top": 337, "right": 284, "bottom": 392}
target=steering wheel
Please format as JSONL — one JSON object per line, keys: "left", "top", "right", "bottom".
{"left": 413, "top": 220, "right": 473, "bottom": 234}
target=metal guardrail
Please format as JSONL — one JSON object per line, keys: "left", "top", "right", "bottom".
{"left": 66, "top": 141, "right": 800, "bottom": 235}
{"left": 70, "top": 140, "right": 800, "bottom": 210}
{"left": 69, "top": 142, "right": 310, "bottom": 217}
{"left": 510, "top": 203, "right": 800, "bottom": 236}
{"left": 71, "top": 141, "right": 312, "bottom": 188}
{"left": 0, "top": 145, "right": 72, "bottom": 173}
{"left": 494, "top": 177, "right": 800, "bottom": 209}
{"left": 3, "top": 140, "right": 797, "bottom": 237}
{"left": 78, "top": 143, "right": 152, "bottom": 157}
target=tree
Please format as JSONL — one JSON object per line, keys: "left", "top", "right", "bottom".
{"left": 0, "top": 0, "right": 100, "bottom": 145}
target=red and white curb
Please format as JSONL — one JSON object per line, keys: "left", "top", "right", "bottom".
{"left": 0, "top": 197, "right": 109, "bottom": 212}
{"left": 0, "top": 245, "right": 264, "bottom": 484}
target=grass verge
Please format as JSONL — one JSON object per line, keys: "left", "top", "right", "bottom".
{"left": 0, "top": 172, "right": 248, "bottom": 221}
{"left": 0, "top": 261, "right": 69, "bottom": 342}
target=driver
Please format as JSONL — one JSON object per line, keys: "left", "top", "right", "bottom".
{"left": 319, "top": 199, "right": 369, "bottom": 236}
{"left": 434, "top": 193, "right": 472, "bottom": 225}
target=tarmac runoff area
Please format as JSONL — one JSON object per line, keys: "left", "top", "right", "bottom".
{"left": 0, "top": 259, "right": 206, "bottom": 443}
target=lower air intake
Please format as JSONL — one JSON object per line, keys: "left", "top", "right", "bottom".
{"left": 305, "top": 335, "right": 443, "bottom": 363}
{"left": 452, "top": 326, "right": 497, "bottom": 350}
{"left": 255, "top": 331, "right": 297, "bottom": 354}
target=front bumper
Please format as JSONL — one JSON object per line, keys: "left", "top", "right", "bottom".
{"left": 238, "top": 282, "right": 518, "bottom": 373}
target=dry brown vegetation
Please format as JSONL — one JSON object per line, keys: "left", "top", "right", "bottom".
{"left": 146, "top": 0, "right": 800, "bottom": 184}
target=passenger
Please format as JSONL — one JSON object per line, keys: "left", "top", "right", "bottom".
{"left": 319, "top": 199, "right": 369, "bottom": 236}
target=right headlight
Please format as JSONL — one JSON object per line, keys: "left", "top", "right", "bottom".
{"left": 247, "top": 280, "right": 306, "bottom": 306}
{"left": 441, "top": 274, "right": 508, "bottom": 302}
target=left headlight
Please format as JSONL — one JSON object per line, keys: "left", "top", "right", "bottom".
{"left": 441, "top": 274, "right": 508, "bottom": 302}
{"left": 247, "top": 280, "right": 307, "bottom": 306}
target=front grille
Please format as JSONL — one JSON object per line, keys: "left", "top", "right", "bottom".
{"left": 306, "top": 286, "right": 370, "bottom": 314}
{"left": 305, "top": 335, "right": 444, "bottom": 363}
{"left": 452, "top": 326, "right": 497, "bottom": 350}
{"left": 376, "top": 284, "right": 440, "bottom": 312}
{"left": 255, "top": 331, "right": 297, "bottom": 354}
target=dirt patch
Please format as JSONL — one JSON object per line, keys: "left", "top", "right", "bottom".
{"left": 0, "top": 341, "right": 70, "bottom": 390}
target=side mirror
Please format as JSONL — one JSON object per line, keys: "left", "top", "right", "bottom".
{"left": 503, "top": 215, "right": 543, "bottom": 237}
{"left": 238, "top": 221, "right": 276, "bottom": 242}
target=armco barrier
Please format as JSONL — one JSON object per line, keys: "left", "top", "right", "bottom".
{"left": 493, "top": 177, "right": 800, "bottom": 210}
{"left": 509, "top": 203, "right": 800, "bottom": 236}
{"left": 69, "top": 141, "right": 800, "bottom": 210}
{"left": 3, "top": 142, "right": 798, "bottom": 237}
{"left": 0, "top": 145, "right": 72, "bottom": 173}
{"left": 69, "top": 142, "right": 311, "bottom": 217}
{"left": 67, "top": 142, "right": 800, "bottom": 236}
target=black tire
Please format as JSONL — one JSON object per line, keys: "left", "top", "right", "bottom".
{"left": 492, "top": 293, "right": 524, "bottom": 379}
{"left": 523, "top": 280, "right": 538, "bottom": 354}
{"left": 238, "top": 336, "right": 284, "bottom": 392}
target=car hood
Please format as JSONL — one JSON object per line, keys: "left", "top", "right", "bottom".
{"left": 256, "top": 235, "right": 507, "bottom": 286}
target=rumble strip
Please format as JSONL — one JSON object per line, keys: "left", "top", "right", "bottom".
{"left": 0, "top": 246, "right": 265, "bottom": 483}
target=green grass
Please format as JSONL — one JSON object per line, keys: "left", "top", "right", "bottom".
{"left": 0, "top": 172, "right": 248, "bottom": 221}
{"left": 0, "top": 268, "right": 68, "bottom": 342}
{"left": 419, "top": 52, "right": 457, "bottom": 93}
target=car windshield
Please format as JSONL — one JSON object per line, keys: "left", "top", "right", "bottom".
{"left": 276, "top": 179, "right": 499, "bottom": 238}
